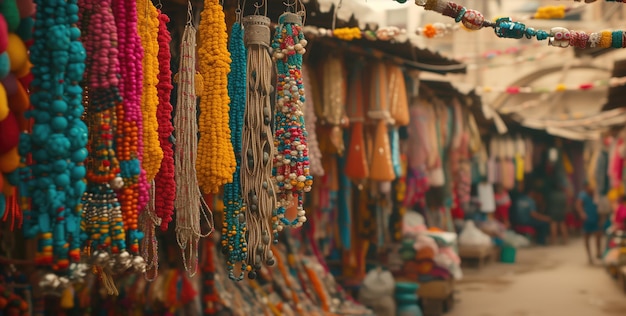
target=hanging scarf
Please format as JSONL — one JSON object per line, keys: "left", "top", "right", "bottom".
{"left": 345, "top": 61, "right": 369, "bottom": 181}
{"left": 367, "top": 62, "right": 395, "bottom": 182}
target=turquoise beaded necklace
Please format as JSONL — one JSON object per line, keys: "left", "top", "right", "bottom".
{"left": 223, "top": 19, "right": 248, "bottom": 281}
{"left": 20, "top": 0, "right": 87, "bottom": 276}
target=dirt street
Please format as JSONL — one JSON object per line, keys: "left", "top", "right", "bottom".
{"left": 448, "top": 238, "right": 626, "bottom": 316}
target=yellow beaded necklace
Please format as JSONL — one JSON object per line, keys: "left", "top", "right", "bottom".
{"left": 197, "top": 0, "right": 236, "bottom": 194}
{"left": 137, "top": 0, "right": 164, "bottom": 182}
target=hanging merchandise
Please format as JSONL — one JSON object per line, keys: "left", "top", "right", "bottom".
{"left": 321, "top": 55, "right": 347, "bottom": 155}
{"left": 0, "top": 0, "right": 32, "bottom": 227}
{"left": 368, "top": 63, "right": 395, "bottom": 182}
{"left": 345, "top": 61, "right": 370, "bottom": 181}
{"left": 221, "top": 5, "right": 247, "bottom": 282}
{"left": 271, "top": 8, "right": 313, "bottom": 229}
{"left": 173, "top": 4, "right": 213, "bottom": 277}
{"left": 18, "top": 0, "right": 87, "bottom": 291}
{"left": 387, "top": 63, "right": 410, "bottom": 177}
{"left": 137, "top": 0, "right": 163, "bottom": 190}
{"left": 136, "top": 0, "right": 168, "bottom": 282}
{"left": 197, "top": 0, "right": 236, "bottom": 194}
{"left": 240, "top": 8, "right": 276, "bottom": 280}
{"left": 152, "top": 7, "right": 175, "bottom": 232}
{"left": 78, "top": 0, "right": 140, "bottom": 295}
{"left": 302, "top": 63, "right": 324, "bottom": 177}
{"left": 404, "top": 0, "right": 626, "bottom": 49}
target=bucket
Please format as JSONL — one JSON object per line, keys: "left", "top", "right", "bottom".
{"left": 500, "top": 246, "right": 516, "bottom": 264}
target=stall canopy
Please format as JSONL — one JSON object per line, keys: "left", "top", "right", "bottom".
{"left": 164, "top": 0, "right": 466, "bottom": 75}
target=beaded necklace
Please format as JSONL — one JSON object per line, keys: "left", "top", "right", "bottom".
{"left": 112, "top": 0, "right": 146, "bottom": 257}
{"left": 222, "top": 14, "right": 247, "bottom": 281}
{"left": 240, "top": 12, "right": 277, "bottom": 280}
{"left": 78, "top": 0, "right": 127, "bottom": 273}
{"left": 271, "top": 11, "right": 312, "bottom": 230}
{"left": 137, "top": 0, "right": 163, "bottom": 184}
{"left": 174, "top": 7, "right": 213, "bottom": 277}
{"left": 196, "top": 0, "right": 236, "bottom": 194}
{"left": 21, "top": 0, "right": 87, "bottom": 276}
{"left": 153, "top": 10, "right": 175, "bottom": 231}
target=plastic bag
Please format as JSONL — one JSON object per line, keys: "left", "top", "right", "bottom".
{"left": 502, "top": 230, "right": 530, "bottom": 248}
{"left": 458, "top": 220, "right": 492, "bottom": 247}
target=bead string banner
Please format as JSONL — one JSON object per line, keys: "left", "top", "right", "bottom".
{"left": 479, "top": 76, "right": 626, "bottom": 94}
{"left": 399, "top": 0, "right": 626, "bottom": 49}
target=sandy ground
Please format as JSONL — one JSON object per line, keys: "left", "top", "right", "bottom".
{"left": 447, "top": 237, "right": 626, "bottom": 316}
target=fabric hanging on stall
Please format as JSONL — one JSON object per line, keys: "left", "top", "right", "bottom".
{"left": 514, "top": 136, "right": 525, "bottom": 182}
{"left": 407, "top": 100, "right": 430, "bottom": 170}
{"left": 387, "top": 63, "right": 409, "bottom": 178}
{"left": 321, "top": 55, "right": 347, "bottom": 155}
{"left": 524, "top": 137, "right": 534, "bottom": 174}
{"left": 337, "top": 132, "right": 352, "bottom": 250}
{"left": 428, "top": 104, "right": 445, "bottom": 187}
{"left": 367, "top": 62, "right": 395, "bottom": 182}
{"left": 503, "top": 137, "right": 516, "bottom": 190}
{"left": 345, "top": 61, "right": 369, "bottom": 181}
{"left": 302, "top": 63, "right": 325, "bottom": 177}
{"left": 477, "top": 182, "right": 496, "bottom": 213}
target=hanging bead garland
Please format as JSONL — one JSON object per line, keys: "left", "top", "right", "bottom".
{"left": 408, "top": 0, "right": 626, "bottom": 49}
{"left": 271, "top": 11, "right": 312, "bottom": 229}
{"left": 154, "top": 10, "right": 175, "bottom": 231}
{"left": 196, "top": 0, "right": 236, "bottom": 194}
{"left": 78, "top": 0, "right": 128, "bottom": 279}
{"left": 222, "top": 18, "right": 248, "bottom": 281}
{"left": 112, "top": 0, "right": 146, "bottom": 257}
{"left": 137, "top": 0, "right": 163, "bottom": 184}
{"left": 21, "top": 0, "right": 87, "bottom": 280}
{"left": 241, "top": 13, "right": 277, "bottom": 280}
{"left": 174, "top": 10, "right": 213, "bottom": 277}
{"left": 1, "top": 0, "right": 34, "bottom": 228}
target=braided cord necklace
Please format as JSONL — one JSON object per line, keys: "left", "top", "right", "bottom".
{"left": 22, "top": 0, "right": 87, "bottom": 274}
{"left": 174, "top": 8, "right": 213, "bottom": 277}
{"left": 196, "top": 0, "right": 235, "bottom": 194}
{"left": 271, "top": 11, "right": 312, "bottom": 229}
{"left": 112, "top": 0, "right": 145, "bottom": 257}
{"left": 241, "top": 13, "right": 277, "bottom": 280}
{"left": 222, "top": 16, "right": 247, "bottom": 281}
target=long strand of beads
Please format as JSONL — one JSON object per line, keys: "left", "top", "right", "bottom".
{"left": 196, "top": 0, "right": 235, "bottom": 194}
{"left": 136, "top": 0, "right": 164, "bottom": 282}
{"left": 112, "top": 0, "right": 145, "bottom": 256}
{"left": 271, "top": 12, "right": 312, "bottom": 229}
{"left": 137, "top": 0, "right": 163, "bottom": 183}
{"left": 78, "top": 0, "right": 124, "bottom": 270}
{"left": 222, "top": 19, "right": 248, "bottom": 281}
{"left": 21, "top": 0, "right": 87, "bottom": 285}
{"left": 241, "top": 13, "right": 277, "bottom": 280}
{"left": 153, "top": 10, "right": 175, "bottom": 231}
{"left": 174, "top": 13, "right": 213, "bottom": 277}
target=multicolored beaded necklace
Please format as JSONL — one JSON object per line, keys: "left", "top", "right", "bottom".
{"left": 240, "top": 11, "right": 278, "bottom": 280}
{"left": 20, "top": 0, "right": 87, "bottom": 283}
{"left": 79, "top": 0, "right": 125, "bottom": 271}
{"left": 222, "top": 14, "right": 247, "bottom": 281}
{"left": 112, "top": 0, "right": 145, "bottom": 257}
{"left": 271, "top": 10, "right": 312, "bottom": 230}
